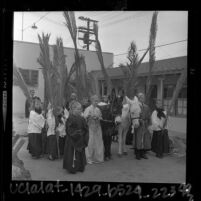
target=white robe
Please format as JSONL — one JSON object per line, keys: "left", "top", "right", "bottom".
{"left": 84, "top": 105, "right": 104, "bottom": 163}
{"left": 27, "top": 110, "right": 45, "bottom": 134}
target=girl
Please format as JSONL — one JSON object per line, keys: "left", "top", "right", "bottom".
{"left": 46, "top": 103, "right": 58, "bottom": 160}
{"left": 151, "top": 100, "right": 170, "bottom": 158}
{"left": 27, "top": 97, "right": 45, "bottom": 158}
{"left": 56, "top": 108, "right": 67, "bottom": 157}
{"left": 84, "top": 95, "right": 104, "bottom": 164}
{"left": 63, "top": 101, "right": 89, "bottom": 174}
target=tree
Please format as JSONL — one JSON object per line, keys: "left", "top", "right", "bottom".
{"left": 145, "top": 11, "right": 158, "bottom": 104}
{"left": 13, "top": 63, "right": 31, "bottom": 101}
{"left": 119, "top": 41, "right": 149, "bottom": 98}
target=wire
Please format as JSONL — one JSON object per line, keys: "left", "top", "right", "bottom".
{"left": 114, "top": 39, "right": 187, "bottom": 56}
{"left": 23, "top": 12, "right": 50, "bottom": 31}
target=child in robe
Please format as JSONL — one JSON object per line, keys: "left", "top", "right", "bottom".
{"left": 27, "top": 97, "right": 45, "bottom": 158}
{"left": 46, "top": 103, "right": 58, "bottom": 160}
{"left": 56, "top": 109, "right": 67, "bottom": 157}
{"left": 63, "top": 101, "right": 89, "bottom": 174}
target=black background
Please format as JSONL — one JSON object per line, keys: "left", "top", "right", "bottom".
{"left": 1, "top": 1, "right": 200, "bottom": 200}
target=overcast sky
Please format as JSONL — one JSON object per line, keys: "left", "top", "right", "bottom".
{"left": 13, "top": 11, "right": 188, "bottom": 67}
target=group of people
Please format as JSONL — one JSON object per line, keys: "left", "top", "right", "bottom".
{"left": 25, "top": 88, "right": 170, "bottom": 175}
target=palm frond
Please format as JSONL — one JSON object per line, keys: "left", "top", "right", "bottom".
{"left": 146, "top": 11, "right": 158, "bottom": 102}
{"left": 13, "top": 63, "right": 30, "bottom": 100}
{"left": 93, "top": 23, "right": 112, "bottom": 95}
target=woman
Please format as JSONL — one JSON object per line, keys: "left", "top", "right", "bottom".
{"left": 46, "top": 103, "right": 58, "bottom": 160}
{"left": 63, "top": 102, "right": 89, "bottom": 174}
{"left": 27, "top": 97, "right": 45, "bottom": 158}
{"left": 84, "top": 95, "right": 104, "bottom": 164}
{"left": 151, "top": 100, "right": 169, "bottom": 158}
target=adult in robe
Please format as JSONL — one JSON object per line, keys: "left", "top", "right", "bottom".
{"left": 84, "top": 95, "right": 104, "bottom": 164}
{"left": 25, "top": 89, "right": 35, "bottom": 118}
{"left": 63, "top": 101, "right": 89, "bottom": 174}
{"left": 98, "top": 96, "right": 115, "bottom": 161}
{"left": 27, "top": 97, "right": 45, "bottom": 158}
{"left": 133, "top": 93, "right": 151, "bottom": 160}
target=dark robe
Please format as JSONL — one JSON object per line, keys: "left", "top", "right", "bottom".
{"left": 27, "top": 133, "right": 42, "bottom": 157}
{"left": 59, "top": 136, "right": 66, "bottom": 156}
{"left": 63, "top": 114, "right": 89, "bottom": 173}
{"left": 98, "top": 104, "right": 115, "bottom": 159}
{"left": 133, "top": 103, "right": 151, "bottom": 150}
{"left": 151, "top": 129, "right": 170, "bottom": 155}
{"left": 46, "top": 135, "right": 58, "bottom": 159}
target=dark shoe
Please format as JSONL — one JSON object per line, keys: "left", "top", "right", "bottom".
{"left": 104, "top": 157, "right": 109, "bottom": 161}
{"left": 68, "top": 170, "right": 76, "bottom": 174}
{"left": 123, "top": 152, "right": 128, "bottom": 155}
{"left": 118, "top": 153, "right": 122, "bottom": 158}
{"left": 156, "top": 154, "right": 163, "bottom": 158}
{"left": 48, "top": 155, "right": 54, "bottom": 160}
{"left": 77, "top": 168, "right": 85, "bottom": 172}
{"left": 109, "top": 155, "right": 113, "bottom": 160}
{"left": 136, "top": 155, "right": 141, "bottom": 160}
{"left": 141, "top": 154, "right": 148, "bottom": 159}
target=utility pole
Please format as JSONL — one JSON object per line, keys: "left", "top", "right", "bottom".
{"left": 78, "top": 16, "right": 98, "bottom": 50}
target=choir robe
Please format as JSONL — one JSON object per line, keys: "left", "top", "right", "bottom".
{"left": 133, "top": 103, "right": 152, "bottom": 150}
{"left": 27, "top": 110, "right": 45, "bottom": 157}
{"left": 151, "top": 110, "right": 169, "bottom": 155}
{"left": 63, "top": 114, "right": 89, "bottom": 173}
{"left": 46, "top": 111, "right": 58, "bottom": 159}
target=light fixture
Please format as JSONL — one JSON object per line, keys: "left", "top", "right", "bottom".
{"left": 31, "top": 23, "right": 38, "bottom": 30}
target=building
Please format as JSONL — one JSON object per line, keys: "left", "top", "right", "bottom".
{"left": 13, "top": 40, "right": 113, "bottom": 115}
{"left": 90, "top": 56, "right": 187, "bottom": 134}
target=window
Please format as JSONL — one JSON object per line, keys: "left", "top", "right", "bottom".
{"left": 19, "top": 68, "right": 39, "bottom": 87}
{"left": 164, "top": 84, "right": 175, "bottom": 99}
{"left": 162, "top": 84, "right": 187, "bottom": 117}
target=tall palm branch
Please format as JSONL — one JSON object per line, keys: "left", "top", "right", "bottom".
{"left": 37, "top": 33, "right": 60, "bottom": 112}
{"left": 146, "top": 11, "right": 158, "bottom": 102}
{"left": 13, "top": 63, "right": 30, "bottom": 100}
{"left": 63, "top": 11, "right": 83, "bottom": 100}
{"left": 94, "top": 23, "right": 112, "bottom": 96}
{"left": 53, "top": 37, "right": 68, "bottom": 107}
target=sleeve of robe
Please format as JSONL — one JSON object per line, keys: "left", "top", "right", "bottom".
{"left": 151, "top": 110, "right": 161, "bottom": 130}
{"left": 30, "top": 111, "right": 45, "bottom": 129}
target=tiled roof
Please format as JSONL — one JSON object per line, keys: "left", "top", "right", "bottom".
{"left": 91, "top": 56, "right": 187, "bottom": 79}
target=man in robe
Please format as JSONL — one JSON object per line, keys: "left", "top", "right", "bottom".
{"left": 133, "top": 93, "right": 151, "bottom": 160}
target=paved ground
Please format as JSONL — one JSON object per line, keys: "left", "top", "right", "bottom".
{"left": 13, "top": 115, "right": 186, "bottom": 183}
{"left": 17, "top": 137, "right": 185, "bottom": 183}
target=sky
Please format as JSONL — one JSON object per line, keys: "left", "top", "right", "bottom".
{"left": 13, "top": 11, "right": 188, "bottom": 67}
